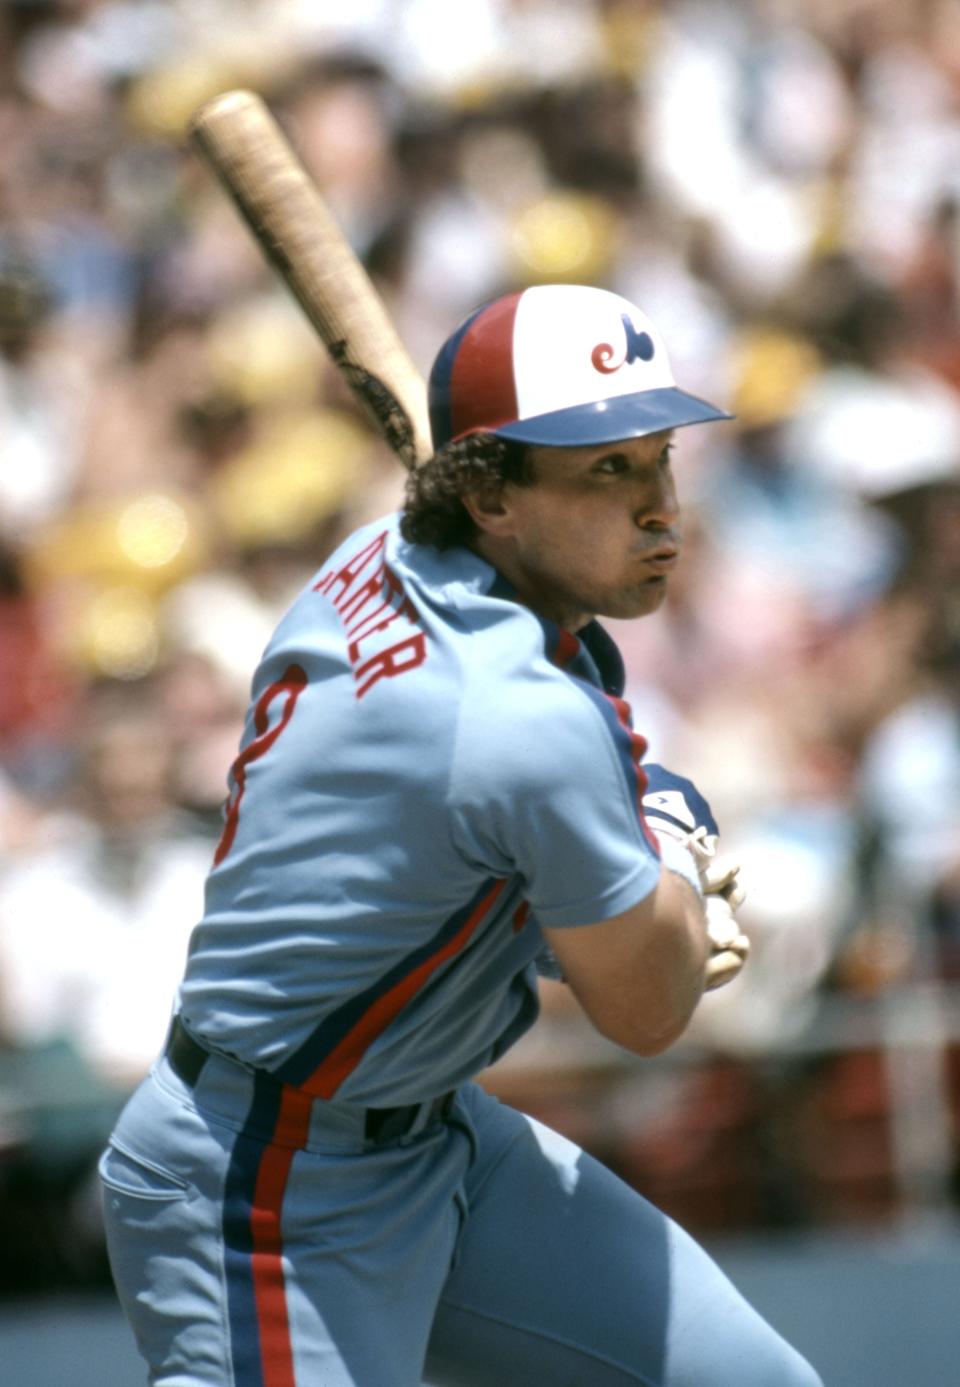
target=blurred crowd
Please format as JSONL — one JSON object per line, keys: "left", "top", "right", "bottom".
{"left": 0, "top": 0, "right": 958, "bottom": 1289}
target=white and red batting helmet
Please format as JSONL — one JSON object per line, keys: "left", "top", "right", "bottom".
{"left": 428, "top": 283, "right": 732, "bottom": 451}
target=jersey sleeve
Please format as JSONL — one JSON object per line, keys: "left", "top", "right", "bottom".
{"left": 448, "top": 678, "right": 662, "bottom": 928}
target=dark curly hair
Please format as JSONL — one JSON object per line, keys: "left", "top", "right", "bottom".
{"left": 400, "top": 432, "right": 535, "bottom": 550}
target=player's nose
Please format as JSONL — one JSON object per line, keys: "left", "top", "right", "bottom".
{"left": 635, "top": 469, "right": 680, "bottom": 531}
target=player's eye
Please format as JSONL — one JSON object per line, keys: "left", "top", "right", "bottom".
{"left": 659, "top": 444, "right": 674, "bottom": 468}
{"left": 592, "top": 453, "right": 630, "bottom": 475}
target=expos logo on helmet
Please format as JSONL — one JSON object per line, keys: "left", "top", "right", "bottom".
{"left": 428, "top": 284, "right": 731, "bottom": 453}
{"left": 592, "top": 313, "right": 655, "bottom": 374}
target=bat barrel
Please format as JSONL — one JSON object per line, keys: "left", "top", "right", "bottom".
{"left": 189, "top": 90, "right": 433, "bottom": 469}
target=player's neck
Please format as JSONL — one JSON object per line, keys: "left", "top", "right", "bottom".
{"left": 471, "top": 533, "right": 592, "bottom": 633}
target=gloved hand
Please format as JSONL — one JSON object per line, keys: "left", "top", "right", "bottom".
{"left": 684, "top": 824, "right": 747, "bottom": 909}
{"left": 703, "top": 893, "right": 750, "bottom": 990}
{"left": 641, "top": 763, "right": 719, "bottom": 845}
{"left": 642, "top": 764, "right": 740, "bottom": 895}
{"left": 642, "top": 764, "right": 749, "bottom": 988}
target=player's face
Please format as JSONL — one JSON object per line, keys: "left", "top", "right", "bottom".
{"left": 476, "top": 430, "right": 681, "bottom": 631}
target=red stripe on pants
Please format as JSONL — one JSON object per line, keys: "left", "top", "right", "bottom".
{"left": 250, "top": 1088, "right": 313, "bottom": 1387}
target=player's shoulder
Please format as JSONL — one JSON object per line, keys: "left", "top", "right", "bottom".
{"left": 451, "top": 609, "right": 620, "bottom": 787}
{"left": 301, "top": 513, "right": 499, "bottom": 630}
{"left": 387, "top": 520, "right": 503, "bottom": 615}
{"left": 275, "top": 514, "right": 610, "bottom": 736}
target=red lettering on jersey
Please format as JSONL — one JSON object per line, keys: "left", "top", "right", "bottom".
{"left": 346, "top": 597, "right": 418, "bottom": 664}
{"left": 314, "top": 531, "right": 387, "bottom": 603}
{"left": 343, "top": 566, "right": 401, "bottom": 638}
{"left": 213, "top": 663, "right": 308, "bottom": 866}
{"left": 354, "top": 633, "right": 427, "bottom": 698}
{"left": 317, "top": 536, "right": 428, "bottom": 699}
{"left": 336, "top": 565, "right": 385, "bottom": 624}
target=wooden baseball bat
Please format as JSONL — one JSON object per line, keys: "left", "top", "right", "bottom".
{"left": 188, "top": 89, "right": 433, "bottom": 471}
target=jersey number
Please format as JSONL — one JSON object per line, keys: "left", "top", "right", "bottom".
{"left": 213, "top": 663, "right": 308, "bottom": 866}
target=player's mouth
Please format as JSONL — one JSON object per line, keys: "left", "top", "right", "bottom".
{"left": 639, "top": 547, "right": 679, "bottom": 576}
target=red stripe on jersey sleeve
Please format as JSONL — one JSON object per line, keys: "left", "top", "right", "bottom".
{"left": 605, "top": 694, "right": 660, "bottom": 854}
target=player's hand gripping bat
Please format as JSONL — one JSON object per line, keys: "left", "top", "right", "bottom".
{"left": 188, "top": 89, "right": 433, "bottom": 470}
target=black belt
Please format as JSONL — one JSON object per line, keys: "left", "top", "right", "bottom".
{"left": 165, "top": 1016, "right": 454, "bottom": 1145}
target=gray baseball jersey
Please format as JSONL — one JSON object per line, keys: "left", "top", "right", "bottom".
{"left": 178, "top": 514, "right": 662, "bottom": 1105}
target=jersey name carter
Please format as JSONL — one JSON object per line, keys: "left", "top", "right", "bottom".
{"left": 314, "top": 528, "right": 427, "bottom": 699}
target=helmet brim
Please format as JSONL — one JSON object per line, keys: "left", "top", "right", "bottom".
{"left": 489, "top": 387, "right": 733, "bottom": 447}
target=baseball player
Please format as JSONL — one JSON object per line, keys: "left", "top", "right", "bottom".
{"left": 99, "top": 285, "right": 821, "bottom": 1386}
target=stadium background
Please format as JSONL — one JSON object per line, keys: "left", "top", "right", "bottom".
{"left": 0, "top": 1, "right": 958, "bottom": 1381}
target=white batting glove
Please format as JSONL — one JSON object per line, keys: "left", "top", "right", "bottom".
{"left": 663, "top": 826, "right": 750, "bottom": 990}
{"left": 703, "top": 893, "right": 751, "bottom": 990}
{"left": 642, "top": 766, "right": 746, "bottom": 901}
{"left": 641, "top": 765, "right": 749, "bottom": 990}
{"left": 685, "top": 826, "right": 747, "bottom": 909}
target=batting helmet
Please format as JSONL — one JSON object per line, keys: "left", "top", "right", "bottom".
{"left": 428, "top": 284, "right": 732, "bottom": 451}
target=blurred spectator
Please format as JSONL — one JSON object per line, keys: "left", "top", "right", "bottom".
{"left": 0, "top": 537, "right": 75, "bottom": 795}
{"left": 0, "top": 248, "right": 89, "bottom": 537}
{"left": 0, "top": 682, "right": 213, "bottom": 1090}
{"left": 0, "top": 681, "right": 216, "bottom": 1288}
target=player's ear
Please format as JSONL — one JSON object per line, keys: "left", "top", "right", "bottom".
{"left": 461, "top": 485, "right": 518, "bottom": 537}
{"left": 461, "top": 436, "right": 536, "bottom": 538}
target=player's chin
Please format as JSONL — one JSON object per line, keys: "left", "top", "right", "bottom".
{"left": 601, "top": 576, "right": 670, "bottom": 620}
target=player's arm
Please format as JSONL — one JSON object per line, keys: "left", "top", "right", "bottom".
{"left": 539, "top": 762, "right": 750, "bottom": 1055}
{"left": 542, "top": 868, "right": 709, "bottom": 1057}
